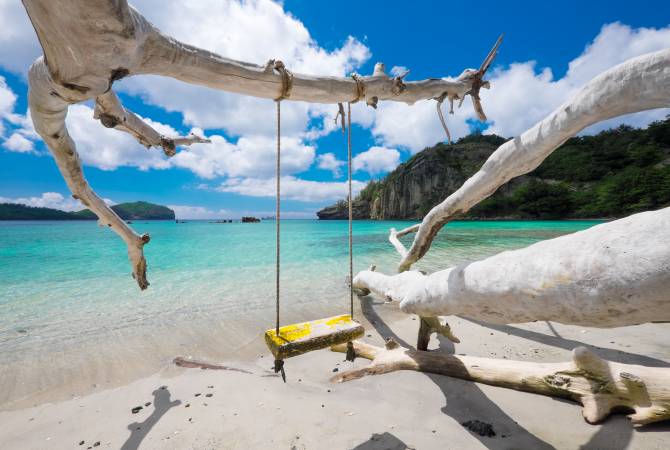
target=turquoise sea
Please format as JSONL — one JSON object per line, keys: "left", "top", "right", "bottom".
{"left": 0, "top": 219, "right": 600, "bottom": 406}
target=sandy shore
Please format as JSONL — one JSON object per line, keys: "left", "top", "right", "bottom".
{"left": 1, "top": 298, "right": 669, "bottom": 450}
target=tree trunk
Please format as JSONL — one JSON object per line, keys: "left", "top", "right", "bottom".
{"left": 354, "top": 208, "right": 670, "bottom": 327}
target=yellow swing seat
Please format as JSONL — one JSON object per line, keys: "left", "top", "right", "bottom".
{"left": 264, "top": 314, "right": 364, "bottom": 360}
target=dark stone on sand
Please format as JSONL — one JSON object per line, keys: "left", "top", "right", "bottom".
{"left": 144, "top": 402, "right": 151, "bottom": 407}
{"left": 131, "top": 406, "right": 143, "bottom": 414}
{"left": 205, "top": 393, "right": 213, "bottom": 397}
{"left": 185, "top": 403, "right": 190, "bottom": 408}
{"left": 332, "top": 368, "right": 339, "bottom": 372}
{"left": 79, "top": 441, "right": 84, "bottom": 445}
{"left": 461, "top": 420, "right": 496, "bottom": 437}
{"left": 195, "top": 393, "right": 201, "bottom": 397}
{"left": 93, "top": 442, "right": 100, "bottom": 447}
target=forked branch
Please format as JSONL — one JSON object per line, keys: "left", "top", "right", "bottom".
{"left": 392, "top": 48, "right": 670, "bottom": 271}
{"left": 332, "top": 340, "right": 670, "bottom": 425}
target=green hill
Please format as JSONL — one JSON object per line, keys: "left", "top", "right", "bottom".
{"left": 318, "top": 116, "right": 670, "bottom": 220}
{"left": 0, "top": 201, "right": 175, "bottom": 220}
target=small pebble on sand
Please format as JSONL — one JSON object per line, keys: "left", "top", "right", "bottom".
{"left": 205, "top": 393, "right": 213, "bottom": 397}
{"left": 131, "top": 406, "right": 143, "bottom": 414}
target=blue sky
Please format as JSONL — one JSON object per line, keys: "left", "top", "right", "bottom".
{"left": 0, "top": 0, "right": 669, "bottom": 218}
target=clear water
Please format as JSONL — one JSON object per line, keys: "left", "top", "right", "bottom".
{"left": 0, "top": 219, "right": 600, "bottom": 405}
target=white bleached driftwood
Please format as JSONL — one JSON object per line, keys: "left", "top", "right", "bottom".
{"left": 332, "top": 340, "right": 670, "bottom": 425}
{"left": 355, "top": 207, "right": 670, "bottom": 327}
{"left": 22, "top": 0, "right": 500, "bottom": 289}
{"left": 391, "top": 48, "right": 670, "bottom": 272}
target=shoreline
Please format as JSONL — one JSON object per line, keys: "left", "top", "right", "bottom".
{"left": 1, "top": 303, "right": 668, "bottom": 449}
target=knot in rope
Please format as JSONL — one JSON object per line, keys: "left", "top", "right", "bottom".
{"left": 350, "top": 73, "right": 365, "bottom": 104}
{"left": 273, "top": 60, "right": 293, "bottom": 101}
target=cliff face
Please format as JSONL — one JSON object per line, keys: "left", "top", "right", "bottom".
{"left": 372, "top": 140, "right": 502, "bottom": 219}
{"left": 315, "top": 198, "right": 372, "bottom": 220}
{"left": 317, "top": 119, "right": 670, "bottom": 220}
{"left": 317, "top": 135, "right": 507, "bottom": 220}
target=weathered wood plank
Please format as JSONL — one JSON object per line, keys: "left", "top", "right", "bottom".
{"left": 265, "top": 314, "right": 364, "bottom": 360}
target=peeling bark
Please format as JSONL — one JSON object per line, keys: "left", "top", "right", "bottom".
{"left": 332, "top": 340, "right": 670, "bottom": 425}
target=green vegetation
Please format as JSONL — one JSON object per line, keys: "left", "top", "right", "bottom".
{"left": 472, "top": 118, "right": 670, "bottom": 219}
{"left": 343, "top": 116, "right": 670, "bottom": 220}
{"left": 0, "top": 204, "right": 81, "bottom": 220}
{"left": 0, "top": 201, "right": 175, "bottom": 220}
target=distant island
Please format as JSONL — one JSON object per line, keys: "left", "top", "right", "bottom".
{"left": 0, "top": 201, "right": 175, "bottom": 220}
{"left": 318, "top": 117, "right": 670, "bottom": 220}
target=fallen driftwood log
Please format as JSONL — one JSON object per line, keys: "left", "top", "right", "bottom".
{"left": 332, "top": 340, "right": 670, "bottom": 425}
{"left": 355, "top": 207, "right": 670, "bottom": 327}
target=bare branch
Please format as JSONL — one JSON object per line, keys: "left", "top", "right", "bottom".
{"left": 94, "top": 90, "right": 210, "bottom": 157}
{"left": 356, "top": 208, "right": 670, "bottom": 327}
{"left": 394, "top": 49, "right": 670, "bottom": 272}
{"left": 331, "top": 341, "right": 670, "bottom": 425}
{"left": 28, "top": 58, "right": 150, "bottom": 289}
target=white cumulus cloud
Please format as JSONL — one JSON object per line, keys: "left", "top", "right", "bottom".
{"left": 316, "top": 152, "right": 345, "bottom": 178}
{"left": 353, "top": 146, "right": 401, "bottom": 175}
{"left": 215, "top": 176, "right": 365, "bottom": 202}
{"left": 0, "top": 0, "right": 41, "bottom": 74}
{"left": 3, "top": 132, "right": 35, "bottom": 153}
{"left": 374, "top": 22, "right": 670, "bottom": 152}
{"left": 168, "top": 205, "right": 229, "bottom": 220}
{"left": 172, "top": 133, "right": 314, "bottom": 179}
{"left": 0, "top": 192, "right": 114, "bottom": 211}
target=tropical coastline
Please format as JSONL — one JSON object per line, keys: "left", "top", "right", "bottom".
{"left": 2, "top": 219, "right": 669, "bottom": 449}
{"left": 2, "top": 0, "right": 670, "bottom": 448}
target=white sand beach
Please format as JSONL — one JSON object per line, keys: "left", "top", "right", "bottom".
{"left": 1, "top": 299, "right": 669, "bottom": 450}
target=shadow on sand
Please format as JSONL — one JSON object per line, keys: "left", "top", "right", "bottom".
{"left": 351, "top": 432, "right": 410, "bottom": 450}
{"left": 121, "top": 386, "right": 181, "bottom": 450}
{"left": 466, "top": 318, "right": 670, "bottom": 367}
{"left": 359, "top": 296, "right": 639, "bottom": 450}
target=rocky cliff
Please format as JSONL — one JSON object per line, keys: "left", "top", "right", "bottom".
{"left": 318, "top": 134, "right": 508, "bottom": 220}
{"left": 317, "top": 118, "right": 670, "bottom": 220}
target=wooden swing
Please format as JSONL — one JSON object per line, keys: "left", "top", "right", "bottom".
{"left": 264, "top": 64, "right": 363, "bottom": 379}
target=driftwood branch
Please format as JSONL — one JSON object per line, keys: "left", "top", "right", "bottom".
{"left": 355, "top": 208, "right": 670, "bottom": 327}
{"left": 22, "top": 0, "right": 500, "bottom": 289}
{"left": 392, "top": 48, "right": 670, "bottom": 272}
{"left": 94, "top": 90, "right": 210, "bottom": 156}
{"left": 332, "top": 340, "right": 670, "bottom": 425}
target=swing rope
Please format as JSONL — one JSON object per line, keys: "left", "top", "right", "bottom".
{"left": 272, "top": 60, "right": 358, "bottom": 374}
{"left": 275, "top": 98, "right": 281, "bottom": 335}
{"left": 347, "top": 102, "right": 354, "bottom": 319}
{"left": 275, "top": 100, "right": 356, "bottom": 330}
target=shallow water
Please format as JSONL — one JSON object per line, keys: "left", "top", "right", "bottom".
{"left": 0, "top": 219, "right": 600, "bottom": 406}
